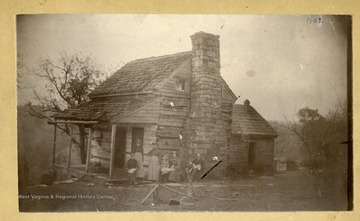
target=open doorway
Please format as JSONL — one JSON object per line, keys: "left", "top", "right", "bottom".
{"left": 114, "top": 127, "right": 126, "bottom": 168}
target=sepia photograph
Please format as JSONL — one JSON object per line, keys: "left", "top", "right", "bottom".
{"left": 16, "top": 14, "right": 352, "bottom": 212}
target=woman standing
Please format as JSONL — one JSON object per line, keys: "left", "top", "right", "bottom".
{"left": 169, "top": 151, "right": 182, "bottom": 183}
{"left": 133, "top": 139, "right": 145, "bottom": 179}
{"left": 147, "top": 145, "right": 160, "bottom": 181}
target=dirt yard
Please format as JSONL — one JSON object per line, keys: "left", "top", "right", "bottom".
{"left": 18, "top": 169, "right": 348, "bottom": 212}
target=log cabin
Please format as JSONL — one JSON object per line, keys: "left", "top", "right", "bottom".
{"left": 52, "top": 31, "right": 277, "bottom": 179}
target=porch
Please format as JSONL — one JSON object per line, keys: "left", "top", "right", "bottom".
{"left": 54, "top": 164, "right": 129, "bottom": 182}
{"left": 48, "top": 120, "right": 132, "bottom": 181}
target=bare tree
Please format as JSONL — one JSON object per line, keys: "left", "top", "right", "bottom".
{"left": 25, "top": 51, "right": 105, "bottom": 164}
{"left": 17, "top": 54, "right": 27, "bottom": 89}
{"left": 279, "top": 106, "right": 344, "bottom": 169}
{"left": 277, "top": 101, "right": 348, "bottom": 197}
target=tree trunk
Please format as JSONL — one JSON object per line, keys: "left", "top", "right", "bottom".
{"left": 78, "top": 124, "right": 87, "bottom": 164}
{"left": 308, "top": 151, "right": 314, "bottom": 169}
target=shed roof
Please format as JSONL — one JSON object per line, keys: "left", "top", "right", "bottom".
{"left": 90, "top": 51, "right": 192, "bottom": 97}
{"left": 54, "top": 97, "right": 156, "bottom": 121}
{"left": 232, "top": 104, "right": 277, "bottom": 137}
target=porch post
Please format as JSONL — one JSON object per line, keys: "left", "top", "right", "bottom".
{"left": 85, "top": 128, "right": 92, "bottom": 173}
{"left": 109, "top": 124, "right": 117, "bottom": 179}
{"left": 52, "top": 124, "right": 57, "bottom": 166}
{"left": 67, "top": 126, "right": 73, "bottom": 169}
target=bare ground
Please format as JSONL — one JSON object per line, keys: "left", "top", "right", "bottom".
{"left": 18, "top": 169, "right": 348, "bottom": 212}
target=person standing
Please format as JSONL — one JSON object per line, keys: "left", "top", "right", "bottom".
{"left": 160, "top": 155, "right": 171, "bottom": 183}
{"left": 147, "top": 145, "right": 160, "bottom": 181}
{"left": 169, "top": 151, "right": 182, "bottom": 183}
{"left": 191, "top": 153, "right": 205, "bottom": 181}
{"left": 133, "top": 139, "right": 145, "bottom": 179}
{"left": 126, "top": 153, "right": 138, "bottom": 187}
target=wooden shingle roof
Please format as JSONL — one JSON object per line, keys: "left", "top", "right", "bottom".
{"left": 90, "top": 51, "right": 192, "bottom": 97}
{"left": 55, "top": 51, "right": 192, "bottom": 121}
{"left": 54, "top": 97, "right": 156, "bottom": 121}
{"left": 232, "top": 103, "right": 277, "bottom": 137}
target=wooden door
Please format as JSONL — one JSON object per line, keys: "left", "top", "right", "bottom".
{"left": 248, "top": 142, "right": 256, "bottom": 170}
{"left": 114, "top": 127, "right": 126, "bottom": 168}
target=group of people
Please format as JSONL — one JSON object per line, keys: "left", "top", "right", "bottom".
{"left": 159, "top": 152, "right": 182, "bottom": 183}
{"left": 126, "top": 139, "right": 205, "bottom": 186}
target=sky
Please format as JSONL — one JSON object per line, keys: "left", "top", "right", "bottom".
{"left": 16, "top": 14, "right": 350, "bottom": 121}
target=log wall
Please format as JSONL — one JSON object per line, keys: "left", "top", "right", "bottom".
{"left": 227, "top": 135, "right": 275, "bottom": 175}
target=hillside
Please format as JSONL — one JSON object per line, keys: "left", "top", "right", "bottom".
{"left": 270, "top": 121, "right": 308, "bottom": 166}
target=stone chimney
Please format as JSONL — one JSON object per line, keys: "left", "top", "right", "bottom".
{"left": 190, "top": 31, "right": 221, "bottom": 72}
{"left": 183, "top": 31, "right": 227, "bottom": 177}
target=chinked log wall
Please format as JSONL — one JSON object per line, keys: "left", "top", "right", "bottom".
{"left": 156, "top": 96, "right": 190, "bottom": 157}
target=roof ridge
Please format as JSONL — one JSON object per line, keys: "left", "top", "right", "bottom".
{"left": 90, "top": 50, "right": 193, "bottom": 96}
{"left": 128, "top": 51, "right": 192, "bottom": 63}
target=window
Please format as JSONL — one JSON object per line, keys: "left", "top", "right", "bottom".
{"left": 175, "top": 78, "right": 186, "bottom": 92}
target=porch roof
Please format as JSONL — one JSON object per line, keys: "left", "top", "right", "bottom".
{"left": 53, "top": 97, "right": 156, "bottom": 121}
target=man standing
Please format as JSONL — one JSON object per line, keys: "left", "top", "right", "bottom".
{"left": 191, "top": 153, "right": 205, "bottom": 181}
